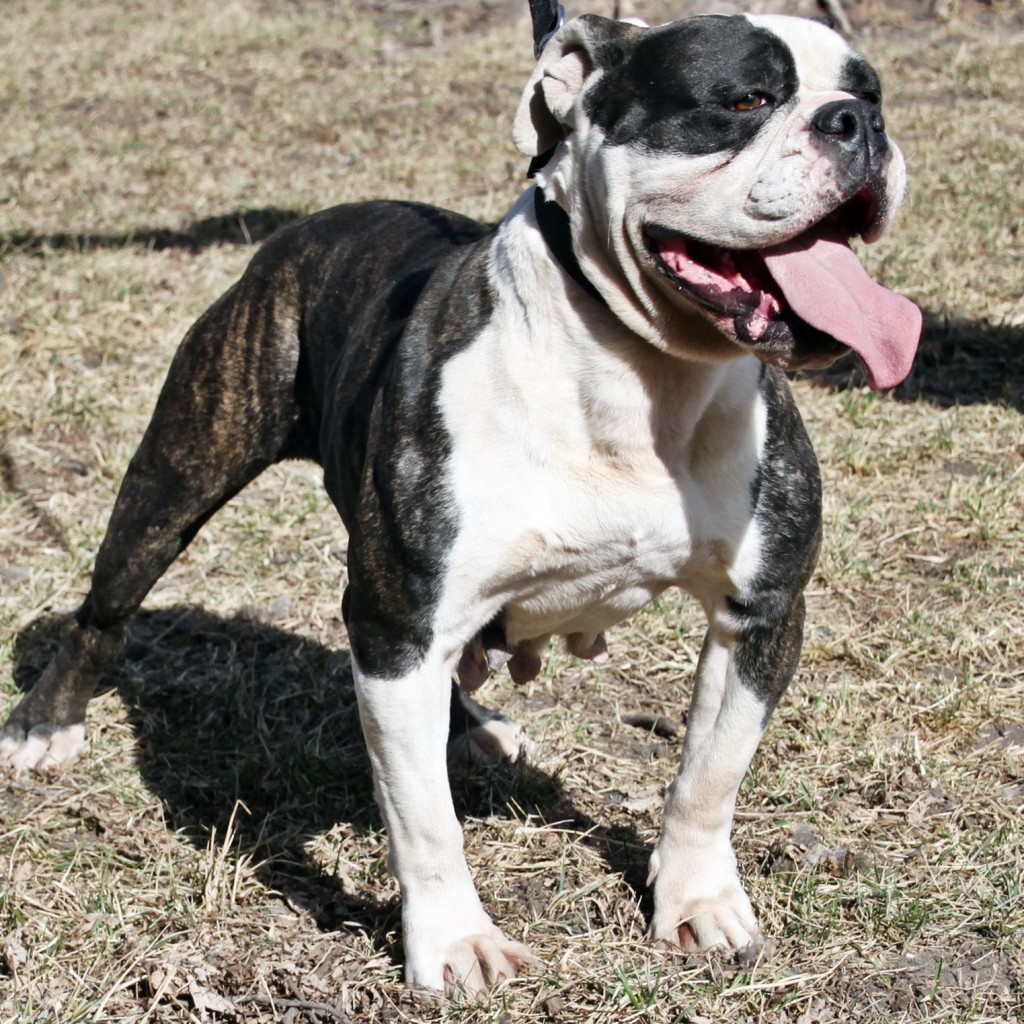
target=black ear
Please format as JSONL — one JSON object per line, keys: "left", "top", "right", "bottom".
{"left": 513, "top": 15, "right": 643, "bottom": 157}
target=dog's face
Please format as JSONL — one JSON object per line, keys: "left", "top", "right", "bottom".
{"left": 514, "top": 14, "right": 921, "bottom": 388}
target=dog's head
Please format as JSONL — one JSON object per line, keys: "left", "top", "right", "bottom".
{"left": 514, "top": 14, "right": 921, "bottom": 388}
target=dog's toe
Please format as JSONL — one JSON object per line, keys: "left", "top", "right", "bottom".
{"left": 666, "top": 899, "right": 763, "bottom": 956}
{"left": 649, "top": 846, "right": 763, "bottom": 958}
{"left": 403, "top": 890, "right": 539, "bottom": 998}
{"left": 441, "top": 934, "right": 539, "bottom": 1000}
{"left": 449, "top": 688, "right": 534, "bottom": 764}
{"left": 458, "top": 716, "right": 534, "bottom": 765}
{"left": 0, "top": 723, "right": 86, "bottom": 773}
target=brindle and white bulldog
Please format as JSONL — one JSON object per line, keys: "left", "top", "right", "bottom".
{"left": 1, "top": 12, "right": 920, "bottom": 997}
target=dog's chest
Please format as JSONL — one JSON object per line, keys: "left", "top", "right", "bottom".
{"left": 436, "top": 325, "right": 766, "bottom": 641}
{"left": 481, "top": 454, "right": 694, "bottom": 634}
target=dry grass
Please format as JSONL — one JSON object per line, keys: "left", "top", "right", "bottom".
{"left": 2, "top": 1, "right": 1023, "bottom": 1022}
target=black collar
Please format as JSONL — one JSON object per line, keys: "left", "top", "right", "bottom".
{"left": 532, "top": 188, "right": 606, "bottom": 306}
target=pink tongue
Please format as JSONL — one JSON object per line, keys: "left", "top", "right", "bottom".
{"left": 762, "top": 232, "right": 921, "bottom": 389}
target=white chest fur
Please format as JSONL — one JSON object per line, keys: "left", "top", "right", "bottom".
{"left": 435, "top": 276, "right": 768, "bottom": 648}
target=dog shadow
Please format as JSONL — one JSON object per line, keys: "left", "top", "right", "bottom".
{"left": 11, "top": 607, "right": 652, "bottom": 948}
{"left": 801, "top": 310, "right": 1024, "bottom": 411}
{"left": 2, "top": 207, "right": 306, "bottom": 256}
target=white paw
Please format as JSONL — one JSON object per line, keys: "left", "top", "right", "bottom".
{"left": 440, "top": 932, "right": 538, "bottom": 998}
{"left": 449, "top": 689, "right": 535, "bottom": 765}
{"left": 648, "top": 844, "right": 762, "bottom": 955}
{"left": 0, "top": 723, "right": 86, "bottom": 773}
{"left": 450, "top": 716, "right": 535, "bottom": 765}
{"left": 405, "top": 922, "right": 538, "bottom": 998}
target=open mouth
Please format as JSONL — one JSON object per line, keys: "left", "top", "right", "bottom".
{"left": 643, "top": 191, "right": 921, "bottom": 389}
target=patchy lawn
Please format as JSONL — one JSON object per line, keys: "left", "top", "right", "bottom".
{"left": 1, "top": 1, "right": 1021, "bottom": 1021}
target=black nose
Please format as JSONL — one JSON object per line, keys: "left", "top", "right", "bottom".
{"left": 811, "top": 98, "right": 887, "bottom": 158}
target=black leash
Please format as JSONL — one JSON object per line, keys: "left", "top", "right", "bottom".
{"left": 524, "top": 3, "right": 563, "bottom": 179}
{"left": 533, "top": 189, "right": 606, "bottom": 305}
{"left": 528, "top": 0, "right": 565, "bottom": 56}
{"left": 526, "top": 5, "right": 604, "bottom": 306}
{"left": 526, "top": 0, "right": 564, "bottom": 167}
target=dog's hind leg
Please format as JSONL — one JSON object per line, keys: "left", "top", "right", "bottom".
{"left": 0, "top": 281, "right": 308, "bottom": 772}
{"left": 448, "top": 686, "right": 533, "bottom": 765}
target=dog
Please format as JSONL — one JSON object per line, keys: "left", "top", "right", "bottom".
{"left": 1, "top": 11, "right": 920, "bottom": 997}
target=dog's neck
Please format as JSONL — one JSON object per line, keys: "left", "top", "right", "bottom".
{"left": 484, "top": 190, "right": 761, "bottom": 468}
{"left": 532, "top": 189, "right": 606, "bottom": 307}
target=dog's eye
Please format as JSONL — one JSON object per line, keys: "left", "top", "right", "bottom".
{"left": 729, "top": 93, "right": 770, "bottom": 112}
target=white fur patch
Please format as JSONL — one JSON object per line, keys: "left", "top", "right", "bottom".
{"left": 449, "top": 714, "right": 534, "bottom": 765}
{"left": 0, "top": 723, "right": 86, "bottom": 773}
{"left": 436, "top": 219, "right": 767, "bottom": 648}
{"left": 744, "top": 15, "right": 855, "bottom": 93}
{"left": 353, "top": 652, "right": 537, "bottom": 993}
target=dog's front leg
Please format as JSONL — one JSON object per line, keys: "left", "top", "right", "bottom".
{"left": 353, "top": 646, "right": 536, "bottom": 996}
{"left": 649, "top": 594, "right": 805, "bottom": 955}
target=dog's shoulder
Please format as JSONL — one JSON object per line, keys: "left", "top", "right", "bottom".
{"left": 249, "top": 200, "right": 493, "bottom": 285}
